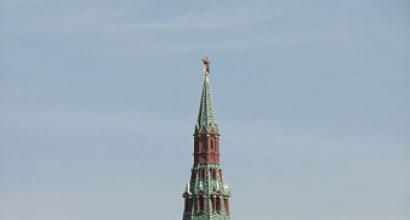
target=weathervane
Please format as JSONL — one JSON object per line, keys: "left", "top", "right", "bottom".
{"left": 202, "top": 56, "right": 210, "bottom": 76}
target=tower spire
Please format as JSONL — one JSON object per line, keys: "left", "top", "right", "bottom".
{"left": 195, "top": 56, "right": 218, "bottom": 135}
{"left": 183, "top": 57, "right": 231, "bottom": 220}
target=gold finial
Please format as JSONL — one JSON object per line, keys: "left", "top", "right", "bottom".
{"left": 202, "top": 56, "right": 210, "bottom": 76}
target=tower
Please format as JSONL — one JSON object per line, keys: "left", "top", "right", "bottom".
{"left": 182, "top": 57, "right": 231, "bottom": 220}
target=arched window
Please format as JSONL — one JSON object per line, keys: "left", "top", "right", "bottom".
{"left": 199, "top": 169, "right": 205, "bottom": 180}
{"left": 210, "top": 138, "right": 215, "bottom": 152}
{"left": 211, "top": 169, "right": 216, "bottom": 180}
{"left": 185, "top": 198, "right": 193, "bottom": 212}
{"left": 199, "top": 196, "right": 204, "bottom": 211}
{"left": 216, "top": 197, "right": 221, "bottom": 212}
{"left": 198, "top": 141, "right": 203, "bottom": 153}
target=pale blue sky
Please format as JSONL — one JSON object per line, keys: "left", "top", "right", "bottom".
{"left": 1, "top": 0, "right": 409, "bottom": 220}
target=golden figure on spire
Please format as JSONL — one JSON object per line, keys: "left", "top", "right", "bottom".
{"left": 202, "top": 56, "right": 210, "bottom": 75}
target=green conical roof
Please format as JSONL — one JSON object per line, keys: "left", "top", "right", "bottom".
{"left": 195, "top": 74, "right": 219, "bottom": 135}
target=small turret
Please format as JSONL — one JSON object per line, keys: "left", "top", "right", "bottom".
{"left": 185, "top": 181, "right": 191, "bottom": 195}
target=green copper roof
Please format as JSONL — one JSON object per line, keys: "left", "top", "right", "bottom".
{"left": 195, "top": 75, "right": 219, "bottom": 134}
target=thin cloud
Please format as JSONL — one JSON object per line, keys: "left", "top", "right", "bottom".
{"left": 110, "top": 4, "right": 276, "bottom": 31}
